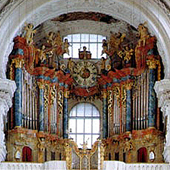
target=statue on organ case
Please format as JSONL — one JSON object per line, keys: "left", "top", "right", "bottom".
{"left": 79, "top": 46, "right": 92, "bottom": 59}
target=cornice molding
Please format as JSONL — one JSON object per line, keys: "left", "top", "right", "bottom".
{"left": 153, "top": 0, "right": 170, "bottom": 19}
{"left": 0, "top": 78, "right": 16, "bottom": 112}
{"left": 0, "top": 0, "right": 24, "bottom": 23}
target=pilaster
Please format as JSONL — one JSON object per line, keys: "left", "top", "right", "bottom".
{"left": 147, "top": 58, "right": 157, "bottom": 128}
{"left": 0, "top": 78, "right": 16, "bottom": 162}
{"left": 154, "top": 79, "right": 170, "bottom": 163}
{"left": 12, "top": 58, "right": 24, "bottom": 127}
{"left": 63, "top": 90, "right": 69, "bottom": 139}
{"left": 102, "top": 90, "right": 108, "bottom": 139}
{"left": 125, "top": 82, "right": 133, "bottom": 132}
{"left": 37, "top": 81, "right": 45, "bottom": 132}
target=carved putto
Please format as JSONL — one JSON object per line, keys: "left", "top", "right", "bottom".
{"left": 22, "top": 23, "right": 36, "bottom": 45}
{"left": 137, "top": 22, "right": 150, "bottom": 47}
{"left": 108, "top": 32, "right": 126, "bottom": 53}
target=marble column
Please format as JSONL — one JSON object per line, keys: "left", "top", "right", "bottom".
{"left": 125, "top": 82, "right": 133, "bottom": 132}
{"left": 0, "top": 78, "right": 16, "bottom": 162}
{"left": 155, "top": 79, "right": 170, "bottom": 163}
{"left": 102, "top": 90, "right": 108, "bottom": 139}
{"left": 63, "top": 90, "right": 69, "bottom": 139}
{"left": 13, "top": 59, "right": 24, "bottom": 127}
{"left": 37, "top": 82, "right": 45, "bottom": 132}
{"left": 147, "top": 59, "right": 157, "bottom": 128}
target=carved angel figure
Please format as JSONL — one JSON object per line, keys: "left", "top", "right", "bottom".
{"left": 109, "top": 32, "right": 126, "bottom": 52}
{"left": 37, "top": 137, "right": 46, "bottom": 152}
{"left": 22, "top": 23, "right": 36, "bottom": 45}
{"left": 67, "top": 58, "right": 75, "bottom": 73}
{"left": 39, "top": 45, "right": 47, "bottom": 63}
{"left": 101, "top": 39, "right": 108, "bottom": 55}
{"left": 37, "top": 137, "right": 46, "bottom": 163}
{"left": 47, "top": 32, "right": 55, "bottom": 46}
{"left": 137, "top": 22, "right": 150, "bottom": 47}
{"left": 123, "top": 138, "right": 133, "bottom": 153}
{"left": 55, "top": 31, "right": 63, "bottom": 56}
{"left": 63, "top": 38, "right": 70, "bottom": 55}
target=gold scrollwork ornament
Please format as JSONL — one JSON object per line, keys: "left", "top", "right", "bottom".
{"left": 107, "top": 90, "right": 113, "bottom": 121}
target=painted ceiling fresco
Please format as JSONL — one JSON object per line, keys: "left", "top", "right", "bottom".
{"left": 51, "top": 12, "right": 119, "bottom": 24}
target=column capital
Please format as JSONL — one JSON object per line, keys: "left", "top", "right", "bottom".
{"left": 64, "top": 90, "right": 70, "bottom": 98}
{"left": 102, "top": 91, "right": 107, "bottom": 99}
{"left": 37, "top": 82, "right": 45, "bottom": 89}
{"left": 0, "top": 78, "right": 16, "bottom": 113}
{"left": 11, "top": 58, "right": 24, "bottom": 68}
{"left": 0, "top": 78, "right": 16, "bottom": 162}
{"left": 154, "top": 79, "right": 170, "bottom": 117}
{"left": 125, "top": 81, "right": 133, "bottom": 90}
{"left": 146, "top": 58, "right": 158, "bottom": 69}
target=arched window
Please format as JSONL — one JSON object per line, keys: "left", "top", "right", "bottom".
{"left": 22, "top": 146, "right": 32, "bottom": 162}
{"left": 69, "top": 103, "right": 100, "bottom": 148}
{"left": 63, "top": 34, "right": 106, "bottom": 59}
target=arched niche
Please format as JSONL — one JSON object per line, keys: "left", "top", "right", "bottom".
{"left": 22, "top": 146, "right": 32, "bottom": 162}
{"left": 137, "top": 147, "right": 147, "bottom": 163}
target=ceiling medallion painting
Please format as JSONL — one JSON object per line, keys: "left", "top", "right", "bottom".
{"left": 51, "top": 12, "right": 119, "bottom": 24}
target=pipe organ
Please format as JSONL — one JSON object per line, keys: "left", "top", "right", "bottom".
{"left": 5, "top": 22, "right": 165, "bottom": 167}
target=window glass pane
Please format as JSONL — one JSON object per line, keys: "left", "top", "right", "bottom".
{"left": 73, "top": 34, "right": 80, "bottom": 42}
{"left": 90, "top": 43, "right": 97, "bottom": 58}
{"left": 85, "top": 135, "right": 91, "bottom": 148}
{"left": 63, "top": 34, "right": 106, "bottom": 59}
{"left": 77, "top": 104, "right": 84, "bottom": 116}
{"left": 69, "top": 103, "right": 100, "bottom": 149}
{"left": 92, "top": 135, "right": 99, "bottom": 144}
{"left": 64, "top": 35, "right": 72, "bottom": 42}
{"left": 77, "top": 135, "right": 84, "bottom": 148}
{"left": 63, "top": 53, "right": 70, "bottom": 58}
{"left": 90, "top": 34, "right": 97, "bottom": 42}
{"left": 81, "top": 34, "right": 89, "bottom": 42}
{"left": 93, "top": 119, "right": 100, "bottom": 133}
{"left": 77, "top": 119, "right": 84, "bottom": 133}
{"left": 92, "top": 106, "right": 99, "bottom": 117}
{"left": 69, "top": 134, "right": 75, "bottom": 141}
{"left": 80, "top": 43, "right": 89, "bottom": 51}
{"left": 72, "top": 44, "right": 80, "bottom": 58}
{"left": 85, "top": 119, "right": 91, "bottom": 133}
{"left": 70, "top": 107, "right": 76, "bottom": 116}
{"left": 98, "top": 43, "right": 103, "bottom": 59}
{"left": 70, "top": 45, "right": 73, "bottom": 57}
{"left": 98, "top": 35, "right": 104, "bottom": 42}
{"left": 85, "top": 104, "right": 92, "bottom": 116}
{"left": 69, "top": 119, "right": 76, "bottom": 133}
